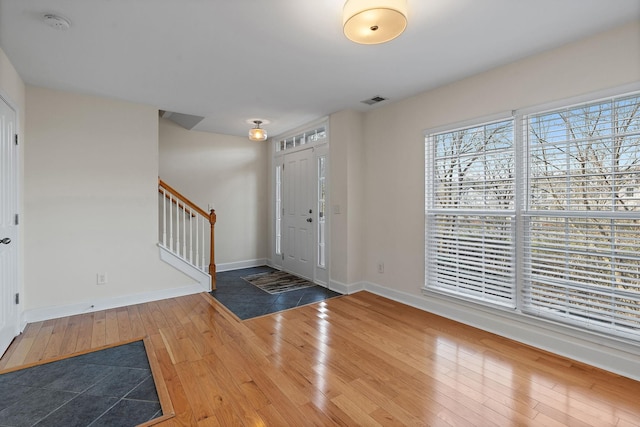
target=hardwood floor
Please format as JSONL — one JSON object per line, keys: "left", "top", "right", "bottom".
{"left": 1, "top": 291, "right": 639, "bottom": 426}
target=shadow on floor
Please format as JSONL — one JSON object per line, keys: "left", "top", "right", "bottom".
{"left": 210, "top": 266, "right": 342, "bottom": 320}
{"left": 0, "top": 340, "right": 161, "bottom": 427}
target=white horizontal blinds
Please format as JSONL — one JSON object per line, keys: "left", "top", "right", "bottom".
{"left": 426, "top": 119, "right": 516, "bottom": 307}
{"left": 427, "top": 214, "right": 516, "bottom": 306}
{"left": 524, "top": 94, "right": 640, "bottom": 339}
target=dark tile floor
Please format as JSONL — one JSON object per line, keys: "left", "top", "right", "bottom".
{"left": 0, "top": 340, "right": 161, "bottom": 427}
{"left": 211, "top": 266, "right": 342, "bottom": 320}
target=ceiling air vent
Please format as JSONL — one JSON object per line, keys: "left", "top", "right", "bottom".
{"left": 361, "top": 96, "right": 387, "bottom": 106}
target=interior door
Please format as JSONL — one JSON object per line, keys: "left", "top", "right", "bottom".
{"left": 0, "top": 96, "right": 19, "bottom": 357}
{"left": 282, "top": 148, "right": 314, "bottom": 280}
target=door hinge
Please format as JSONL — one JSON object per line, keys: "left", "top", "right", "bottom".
{"left": 15, "top": 293, "right": 19, "bottom": 305}
{"left": 15, "top": 214, "right": 19, "bottom": 225}
{"left": 15, "top": 134, "right": 18, "bottom": 145}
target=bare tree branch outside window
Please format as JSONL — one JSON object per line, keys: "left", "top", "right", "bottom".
{"left": 426, "top": 93, "right": 640, "bottom": 340}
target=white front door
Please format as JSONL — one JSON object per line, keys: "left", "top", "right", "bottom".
{"left": 0, "top": 96, "right": 19, "bottom": 357}
{"left": 282, "top": 148, "right": 314, "bottom": 280}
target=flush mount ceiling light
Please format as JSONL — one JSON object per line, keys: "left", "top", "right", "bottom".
{"left": 248, "top": 120, "right": 268, "bottom": 141}
{"left": 43, "top": 14, "right": 71, "bottom": 31}
{"left": 343, "top": 0, "right": 407, "bottom": 44}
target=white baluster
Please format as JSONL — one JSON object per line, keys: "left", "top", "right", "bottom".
{"left": 160, "top": 185, "right": 213, "bottom": 273}
{"left": 195, "top": 215, "right": 200, "bottom": 269}
{"left": 182, "top": 204, "right": 186, "bottom": 258}
{"left": 175, "top": 198, "right": 180, "bottom": 256}
{"left": 201, "top": 216, "right": 206, "bottom": 271}
{"left": 162, "top": 189, "right": 167, "bottom": 247}
{"left": 188, "top": 208, "right": 193, "bottom": 263}
{"left": 169, "top": 194, "right": 173, "bottom": 251}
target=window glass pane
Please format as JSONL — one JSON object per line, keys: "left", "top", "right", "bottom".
{"left": 426, "top": 118, "right": 516, "bottom": 306}
{"left": 275, "top": 165, "right": 282, "bottom": 255}
{"left": 524, "top": 216, "right": 640, "bottom": 336}
{"left": 276, "top": 126, "right": 327, "bottom": 152}
{"left": 524, "top": 94, "right": 640, "bottom": 340}
{"left": 427, "top": 92, "right": 640, "bottom": 342}
{"left": 317, "top": 156, "right": 326, "bottom": 268}
{"left": 432, "top": 120, "right": 513, "bottom": 211}
{"left": 427, "top": 214, "right": 515, "bottom": 306}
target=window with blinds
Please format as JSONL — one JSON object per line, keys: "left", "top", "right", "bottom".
{"left": 425, "top": 92, "right": 640, "bottom": 342}
{"left": 524, "top": 95, "right": 640, "bottom": 339}
{"left": 425, "top": 119, "right": 516, "bottom": 307}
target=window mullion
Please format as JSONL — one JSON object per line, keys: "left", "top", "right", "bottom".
{"left": 514, "top": 113, "right": 525, "bottom": 312}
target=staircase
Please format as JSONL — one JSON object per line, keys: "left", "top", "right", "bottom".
{"left": 158, "top": 178, "right": 216, "bottom": 290}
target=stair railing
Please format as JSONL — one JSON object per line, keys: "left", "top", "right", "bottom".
{"left": 158, "top": 178, "right": 216, "bottom": 289}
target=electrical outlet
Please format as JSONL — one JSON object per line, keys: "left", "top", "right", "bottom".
{"left": 377, "top": 262, "right": 384, "bottom": 273}
{"left": 96, "top": 273, "right": 108, "bottom": 285}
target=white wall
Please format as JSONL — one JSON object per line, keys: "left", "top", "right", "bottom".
{"left": 356, "top": 21, "right": 640, "bottom": 378}
{"left": 159, "top": 118, "right": 269, "bottom": 268}
{"left": 24, "top": 86, "right": 193, "bottom": 315}
{"left": 329, "top": 110, "right": 365, "bottom": 287}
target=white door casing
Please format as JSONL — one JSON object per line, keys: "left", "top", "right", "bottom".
{"left": 282, "top": 148, "right": 314, "bottom": 280}
{"left": 0, "top": 96, "right": 19, "bottom": 357}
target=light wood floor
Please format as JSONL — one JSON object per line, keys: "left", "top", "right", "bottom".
{"left": 1, "top": 291, "right": 639, "bottom": 426}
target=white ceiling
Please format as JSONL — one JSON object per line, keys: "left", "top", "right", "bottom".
{"left": 1, "top": 1, "right": 639, "bottom": 138}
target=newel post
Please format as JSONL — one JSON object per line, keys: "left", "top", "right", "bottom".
{"left": 208, "top": 209, "right": 217, "bottom": 290}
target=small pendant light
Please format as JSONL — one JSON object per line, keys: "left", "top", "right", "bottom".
{"left": 248, "top": 120, "right": 268, "bottom": 142}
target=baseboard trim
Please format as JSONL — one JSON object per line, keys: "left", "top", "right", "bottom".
{"left": 217, "top": 258, "right": 268, "bottom": 272}
{"left": 23, "top": 284, "right": 205, "bottom": 323}
{"left": 329, "top": 279, "right": 365, "bottom": 294}
{"left": 361, "top": 281, "right": 640, "bottom": 382}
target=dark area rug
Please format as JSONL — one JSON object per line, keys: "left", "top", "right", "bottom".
{"left": 243, "top": 270, "right": 316, "bottom": 294}
{"left": 211, "top": 266, "right": 342, "bottom": 320}
{"left": 0, "top": 340, "right": 161, "bottom": 427}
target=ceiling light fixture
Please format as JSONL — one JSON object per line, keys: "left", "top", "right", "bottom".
{"left": 343, "top": 0, "right": 407, "bottom": 44}
{"left": 248, "top": 120, "right": 268, "bottom": 141}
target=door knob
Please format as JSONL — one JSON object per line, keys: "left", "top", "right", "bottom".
{"left": 1, "top": 237, "right": 10, "bottom": 244}
{"left": 306, "top": 218, "right": 313, "bottom": 223}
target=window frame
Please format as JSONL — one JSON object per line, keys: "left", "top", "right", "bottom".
{"left": 424, "top": 89, "right": 640, "bottom": 344}
{"left": 425, "top": 114, "right": 519, "bottom": 309}
{"left": 522, "top": 94, "right": 640, "bottom": 340}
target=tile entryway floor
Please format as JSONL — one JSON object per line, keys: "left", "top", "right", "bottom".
{"left": 210, "top": 266, "right": 342, "bottom": 320}
{"left": 0, "top": 340, "right": 161, "bottom": 427}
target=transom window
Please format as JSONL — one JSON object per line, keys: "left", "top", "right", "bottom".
{"left": 276, "top": 125, "right": 326, "bottom": 152}
{"left": 425, "top": 92, "right": 640, "bottom": 342}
